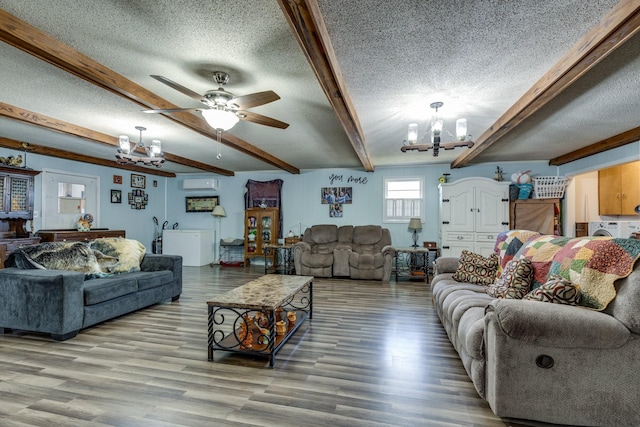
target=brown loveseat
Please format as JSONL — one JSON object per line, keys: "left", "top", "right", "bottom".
{"left": 292, "top": 224, "right": 394, "bottom": 281}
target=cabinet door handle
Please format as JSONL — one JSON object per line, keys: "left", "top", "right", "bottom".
{"left": 457, "top": 235, "right": 463, "bottom": 240}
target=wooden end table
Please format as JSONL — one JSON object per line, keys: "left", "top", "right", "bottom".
{"left": 394, "top": 246, "right": 440, "bottom": 282}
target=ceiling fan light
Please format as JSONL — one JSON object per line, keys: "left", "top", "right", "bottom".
{"left": 202, "top": 109, "right": 239, "bottom": 131}
{"left": 407, "top": 123, "right": 418, "bottom": 145}
{"left": 456, "top": 118, "right": 467, "bottom": 141}
{"left": 118, "top": 135, "right": 130, "bottom": 154}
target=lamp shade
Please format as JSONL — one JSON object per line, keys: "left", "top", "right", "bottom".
{"left": 408, "top": 218, "right": 422, "bottom": 230}
{"left": 211, "top": 205, "right": 226, "bottom": 217}
{"left": 118, "top": 135, "right": 130, "bottom": 154}
{"left": 201, "top": 109, "right": 239, "bottom": 131}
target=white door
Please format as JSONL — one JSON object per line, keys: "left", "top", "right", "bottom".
{"left": 42, "top": 170, "right": 99, "bottom": 230}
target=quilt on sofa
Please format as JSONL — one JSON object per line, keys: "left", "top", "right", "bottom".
{"left": 514, "top": 235, "right": 640, "bottom": 310}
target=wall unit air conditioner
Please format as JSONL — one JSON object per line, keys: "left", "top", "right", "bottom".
{"left": 182, "top": 178, "right": 219, "bottom": 190}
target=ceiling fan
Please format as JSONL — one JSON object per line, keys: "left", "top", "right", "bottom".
{"left": 143, "top": 71, "right": 289, "bottom": 131}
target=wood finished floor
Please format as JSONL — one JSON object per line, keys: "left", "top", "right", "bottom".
{"left": 0, "top": 266, "right": 556, "bottom": 427}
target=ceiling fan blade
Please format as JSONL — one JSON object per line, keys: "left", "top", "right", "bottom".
{"left": 150, "top": 75, "right": 207, "bottom": 104}
{"left": 231, "top": 91, "right": 280, "bottom": 109}
{"left": 142, "top": 107, "right": 201, "bottom": 113}
{"left": 239, "top": 111, "right": 289, "bottom": 129}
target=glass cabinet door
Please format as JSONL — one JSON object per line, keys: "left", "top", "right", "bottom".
{"left": 10, "top": 177, "right": 30, "bottom": 213}
{"left": 261, "top": 214, "right": 273, "bottom": 246}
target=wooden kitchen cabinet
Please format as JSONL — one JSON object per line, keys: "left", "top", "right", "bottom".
{"left": 598, "top": 161, "right": 640, "bottom": 215}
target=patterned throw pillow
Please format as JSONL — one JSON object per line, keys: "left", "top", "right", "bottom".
{"left": 452, "top": 250, "right": 499, "bottom": 285}
{"left": 523, "top": 275, "right": 581, "bottom": 305}
{"left": 486, "top": 258, "right": 533, "bottom": 299}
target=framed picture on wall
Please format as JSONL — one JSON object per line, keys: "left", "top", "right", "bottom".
{"left": 131, "top": 174, "right": 146, "bottom": 189}
{"left": 185, "top": 196, "right": 219, "bottom": 212}
{"left": 110, "top": 189, "right": 122, "bottom": 203}
{"left": 321, "top": 187, "right": 352, "bottom": 204}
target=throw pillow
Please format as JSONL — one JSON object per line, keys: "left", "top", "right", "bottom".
{"left": 523, "top": 275, "right": 581, "bottom": 305}
{"left": 486, "top": 258, "right": 533, "bottom": 299}
{"left": 89, "top": 238, "right": 146, "bottom": 274}
{"left": 452, "top": 250, "right": 499, "bottom": 285}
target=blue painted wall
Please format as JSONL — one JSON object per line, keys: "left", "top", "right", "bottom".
{"left": 12, "top": 140, "right": 639, "bottom": 252}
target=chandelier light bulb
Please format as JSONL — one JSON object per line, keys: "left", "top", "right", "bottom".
{"left": 407, "top": 123, "right": 418, "bottom": 145}
{"left": 456, "top": 118, "right": 467, "bottom": 141}
{"left": 150, "top": 140, "right": 162, "bottom": 157}
{"left": 118, "top": 135, "right": 130, "bottom": 154}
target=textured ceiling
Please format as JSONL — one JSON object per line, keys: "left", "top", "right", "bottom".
{"left": 0, "top": 0, "right": 635, "bottom": 175}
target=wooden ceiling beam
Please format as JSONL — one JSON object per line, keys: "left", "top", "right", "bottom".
{"left": 278, "top": 0, "right": 374, "bottom": 172}
{"left": 549, "top": 126, "right": 640, "bottom": 166}
{"left": 0, "top": 102, "right": 230, "bottom": 175}
{"left": 0, "top": 137, "right": 176, "bottom": 177}
{"left": 0, "top": 9, "right": 300, "bottom": 174}
{"left": 451, "top": 0, "right": 640, "bottom": 168}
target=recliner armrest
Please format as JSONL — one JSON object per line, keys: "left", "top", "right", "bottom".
{"left": 486, "top": 299, "right": 630, "bottom": 349}
{"left": 381, "top": 245, "right": 395, "bottom": 257}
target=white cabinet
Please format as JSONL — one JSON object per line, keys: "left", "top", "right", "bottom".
{"left": 163, "top": 229, "right": 214, "bottom": 266}
{"left": 439, "top": 177, "right": 510, "bottom": 257}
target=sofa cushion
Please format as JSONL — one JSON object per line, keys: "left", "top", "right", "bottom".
{"left": 352, "top": 225, "right": 382, "bottom": 245}
{"left": 348, "top": 252, "right": 384, "bottom": 269}
{"left": 486, "top": 259, "right": 533, "bottom": 299}
{"left": 452, "top": 250, "right": 499, "bottom": 285}
{"left": 309, "top": 225, "right": 338, "bottom": 244}
{"left": 523, "top": 275, "right": 581, "bottom": 305}
{"left": 338, "top": 225, "right": 353, "bottom": 243}
{"left": 302, "top": 251, "right": 333, "bottom": 268}
{"left": 83, "top": 276, "right": 138, "bottom": 305}
{"left": 130, "top": 270, "right": 174, "bottom": 291}
{"left": 89, "top": 238, "right": 146, "bottom": 273}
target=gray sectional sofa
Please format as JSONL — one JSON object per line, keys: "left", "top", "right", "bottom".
{"left": 0, "top": 245, "right": 182, "bottom": 341}
{"left": 431, "top": 233, "right": 640, "bottom": 426}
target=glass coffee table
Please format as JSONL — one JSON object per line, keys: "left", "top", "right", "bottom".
{"left": 207, "top": 275, "right": 313, "bottom": 367}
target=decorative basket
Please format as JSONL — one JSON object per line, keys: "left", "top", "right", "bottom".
{"left": 533, "top": 176, "right": 568, "bottom": 199}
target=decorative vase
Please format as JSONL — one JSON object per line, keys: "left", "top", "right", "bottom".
{"left": 276, "top": 320, "right": 286, "bottom": 336}
{"left": 286, "top": 311, "right": 296, "bottom": 323}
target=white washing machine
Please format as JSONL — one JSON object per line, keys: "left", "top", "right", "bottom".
{"left": 624, "top": 221, "right": 640, "bottom": 238}
{"left": 588, "top": 221, "right": 626, "bottom": 237}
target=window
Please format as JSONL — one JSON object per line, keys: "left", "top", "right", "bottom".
{"left": 383, "top": 177, "right": 424, "bottom": 222}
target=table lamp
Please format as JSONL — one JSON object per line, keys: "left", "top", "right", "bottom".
{"left": 408, "top": 218, "right": 422, "bottom": 248}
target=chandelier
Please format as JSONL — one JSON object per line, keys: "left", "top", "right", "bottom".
{"left": 115, "top": 126, "right": 165, "bottom": 167}
{"left": 401, "top": 102, "right": 474, "bottom": 156}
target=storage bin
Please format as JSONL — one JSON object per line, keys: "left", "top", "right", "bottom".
{"left": 517, "top": 183, "right": 533, "bottom": 199}
{"left": 533, "top": 176, "right": 568, "bottom": 199}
